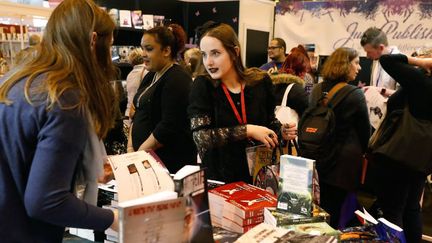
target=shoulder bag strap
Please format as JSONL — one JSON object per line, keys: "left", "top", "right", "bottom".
{"left": 323, "top": 82, "right": 347, "bottom": 106}
{"left": 280, "top": 83, "right": 295, "bottom": 107}
{"left": 328, "top": 84, "right": 358, "bottom": 108}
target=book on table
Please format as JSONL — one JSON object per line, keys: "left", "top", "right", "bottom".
{"left": 173, "top": 165, "right": 214, "bottom": 243}
{"left": 277, "top": 154, "right": 315, "bottom": 216}
{"left": 355, "top": 208, "right": 406, "bottom": 243}
{"left": 264, "top": 203, "right": 330, "bottom": 227}
{"left": 208, "top": 181, "right": 259, "bottom": 227}
{"left": 208, "top": 181, "right": 277, "bottom": 233}
{"left": 246, "top": 145, "right": 280, "bottom": 195}
{"left": 107, "top": 151, "right": 213, "bottom": 243}
{"left": 234, "top": 222, "right": 338, "bottom": 243}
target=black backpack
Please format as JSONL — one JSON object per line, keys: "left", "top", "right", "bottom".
{"left": 298, "top": 83, "right": 357, "bottom": 174}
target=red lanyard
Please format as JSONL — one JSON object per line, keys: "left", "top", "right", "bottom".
{"left": 221, "top": 83, "right": 247, "bottom": 125}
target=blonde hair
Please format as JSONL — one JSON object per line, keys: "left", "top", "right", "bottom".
{"left": 0, "top": 0, "right": 116, "bottom": 138}
{"left": 127, "top": 48, "right": 144, "bottom": 66}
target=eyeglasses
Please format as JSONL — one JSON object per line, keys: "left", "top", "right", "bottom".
{"left": 268, "top": 46, "right": 281, "bottom": 50}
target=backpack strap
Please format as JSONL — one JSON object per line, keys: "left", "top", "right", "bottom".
{"left": 280, "top": 83, "right": 295, "bottom": 107}
{"left": 327, "top": 83, "right": 357, "bottom": 108}
{"left": 323, "top": 82, "right": 347, "bottom": 106}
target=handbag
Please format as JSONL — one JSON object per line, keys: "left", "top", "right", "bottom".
{"left": 369, "top": 105, "right": 432, "bottom": 174}
{"left": 275, "top": 83, "right": 299, "bottom": 125}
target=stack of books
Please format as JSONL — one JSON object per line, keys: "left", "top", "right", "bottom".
{"left": 208, "top": 182, "right": 277, "bottom": 233}
{"left": 104, "top": 151, "right": 213, "bottom": 243}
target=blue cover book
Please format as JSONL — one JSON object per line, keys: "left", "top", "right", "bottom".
{"left": 355, "top": 208, "right": 406, "bottom": 243}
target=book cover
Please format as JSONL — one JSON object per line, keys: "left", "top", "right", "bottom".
{"left": 114, "top": 163, "right": 216, "bottom": 243}
{"left": 119, "top": 10, "right": 132, "bottom": 28}
{"left": 208, "top": 182, "right": 258, "bottom": 205}
{"left": 234, "top": 223, "right": 290, "bottom": 243}
{"left": 277, "top": 155, "right": 315, "bottom": 216}
{"left": 264, "top": 204, "right": 330, "bottom": 227}
{"left": 235, "top": 222, "right": 338, "bottom": 243}
{"left": 221, "top": 220, "right": 258, "bottom": 234}
{"left": 174, "top": 165, "right": 214, "bottom": 243}
{"left": 355, "top": 208, "right": 406, "bottom": 243}
{"left": 224, "top": 190, "right": 277, "bottom": 219}
{"left": 246, "top": 145, "right": 279, "bottom": 195}
{"left": 222, "top": 211, "right": 264, "bottom": 226}
{"left": 377, "top": 218, "right": 406, "bottom": 243}
{"left": 131, "top": 10, "right": 143, "bottom": 29}
{"left": 142, "top": 14, "right": 154, "bottom": 30}
{"left": 212, "top": 226, "right": 241, "bottom": 243}
{"left": 222, "top": 215, "right": 263, "bottom": 232}
{"left": 153, "top": 15, "right": 165, "bottom": 27}
{"left": 107, "top": 151, "right": 174, "bottom": 203}
{"left": 282, "top": 221, "right": 341, "bottom": 238}
{"left": 208, "top": 181, "right": 258, "bottom": 218}
{"left": 108, "top": 8, "right": 119, "bottom": 26}
{"left": 118, "top": 193, "right": 186, "bottom": 243}
{"left": 273, "top": 231, "right": 338, "bottom": 243}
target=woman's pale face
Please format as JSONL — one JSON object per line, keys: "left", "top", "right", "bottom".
{"left": 141, "top": 34, "right": 169, "bottom": 72}
{"left": 348, "top": 56, "right": 361, "bottom": 81}
{"left": 200, "top": 36, "right": 234, "bottom": 80}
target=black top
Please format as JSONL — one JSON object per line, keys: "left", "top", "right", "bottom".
{"left": 188, "top": 74, "right": 280, "bottom": 183}
{"left": 380, "top": 54, "right": 432, "bottom": 121}
{"left": 309, "top": 82, "right": 370, "bottom": 190}
{"left": 132, "top": 64, "right": 197, "bottom": 173}
{"left": 273, "top": 83, "right": 308, "bottom": 117}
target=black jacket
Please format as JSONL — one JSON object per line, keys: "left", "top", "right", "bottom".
{"left": 188, "top": 74, "right": 279, "bottom": 183}
{"left": 271, "top": 73, "right": 309, "bottom": 118}
{"left": 309, "top": 82, "right": 370, "bottom": 190}
{"left": 132, "top": 64, "right": 197, "bottom": 173}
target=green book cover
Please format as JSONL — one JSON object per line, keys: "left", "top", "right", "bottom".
{"left": 265, "top": 204, "right": 330, "bottom": 227}
{"left": 283, "top": 222, "right": 341, "bottom": 239}
{"left": 277, "top": 155, "right": 315, "bottom": 216}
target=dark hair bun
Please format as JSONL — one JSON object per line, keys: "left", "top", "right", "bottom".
{"left": 168, "top": 24, "right": 186, "bottom": 56}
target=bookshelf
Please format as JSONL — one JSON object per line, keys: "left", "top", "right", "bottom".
{"left": 0, "top": 2, "right": 50, "bottom": 65}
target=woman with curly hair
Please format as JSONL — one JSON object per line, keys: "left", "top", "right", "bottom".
{"left": 128, "top": 24, "right": 197, "bottom": 173}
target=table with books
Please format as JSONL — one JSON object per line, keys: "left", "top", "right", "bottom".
{"left": 88, "top": 151, "right": 407, "bottom": 243}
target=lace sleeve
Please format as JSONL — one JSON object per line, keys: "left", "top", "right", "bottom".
{"left": 190, "top": 115, "right": 247, "bottom": 158}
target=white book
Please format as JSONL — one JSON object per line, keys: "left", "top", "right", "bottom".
{"left": 119, "top": 10, "right": 132, "bottom": 28}
{"left": 142, "top": 14, "right": 154, "bottom": 30}
{"left": 234, "top": 223, "right": 289, "bottom": 243}
{"left": 131, "top": 10, "right": 143, "bottom": 29}
{"left": 119, "top": 193, "right": 185, "bottom": 243}
{"left": 107, "top": 151, "right": 174, "bottom": 202}
{"left": 277, "top": 155, "right": 315, "bottom": 216}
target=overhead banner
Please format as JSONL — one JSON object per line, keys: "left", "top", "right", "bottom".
{"left": 275, "top": 0, "right": 432, "bottom": 56}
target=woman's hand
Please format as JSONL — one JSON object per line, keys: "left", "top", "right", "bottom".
{"left": 281, "top": 123, "right": 297, "bottom": 141}
{"left": 98, "top": 161, "right": 114, "bottom": 183}
{"left": 246, "top": 124, "right": 278, "bottom": 148}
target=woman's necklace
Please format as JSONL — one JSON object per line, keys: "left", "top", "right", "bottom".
{"left": 136, "top": 62, "right": 174, "bottom": 108}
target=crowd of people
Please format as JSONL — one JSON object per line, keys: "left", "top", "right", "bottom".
{"left": 0, "top": 0, "right": 431, "bottom": 242}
